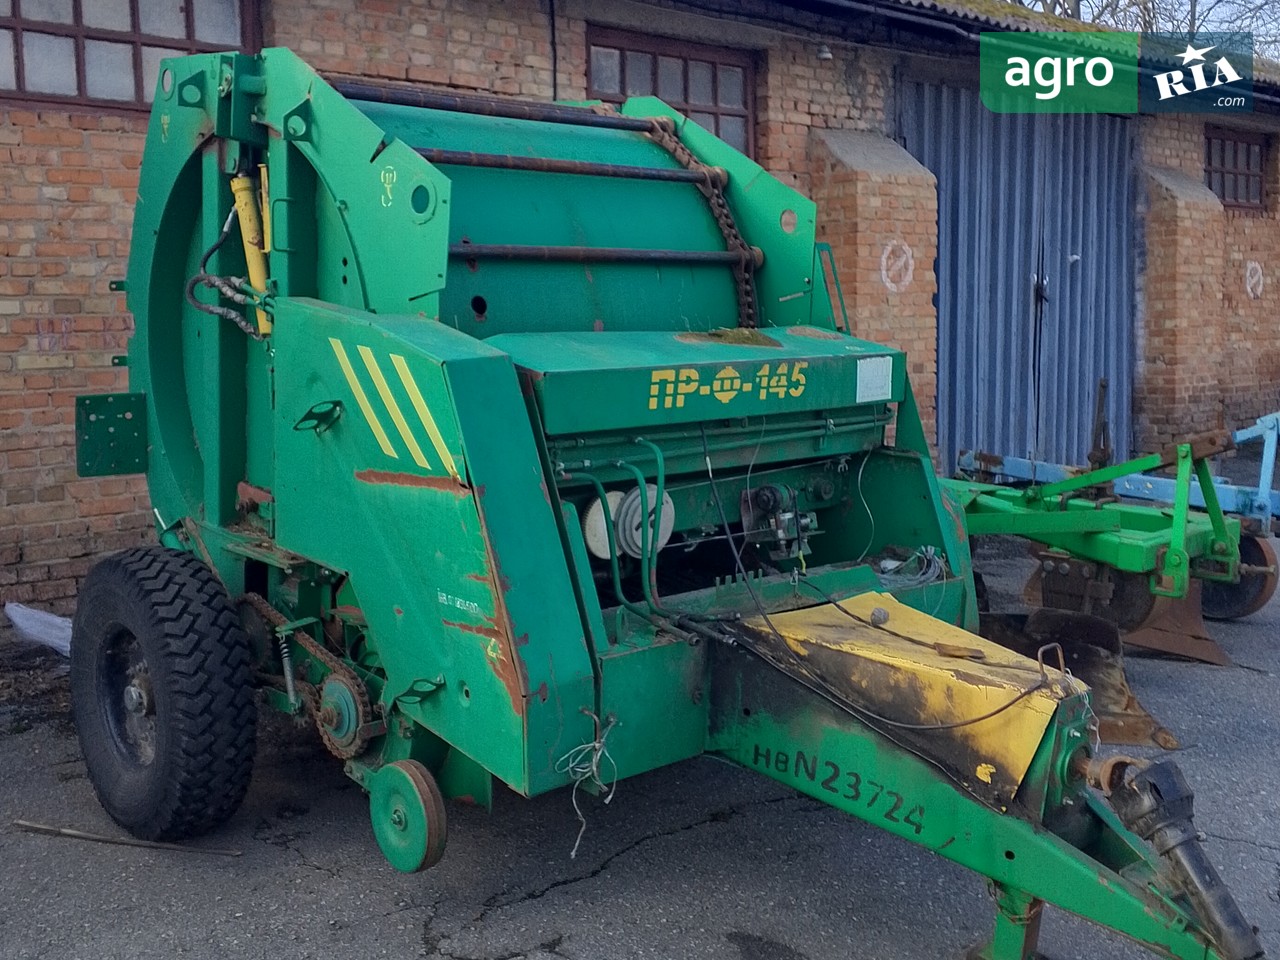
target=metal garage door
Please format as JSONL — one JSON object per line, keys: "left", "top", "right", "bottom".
{"left": 897, "top": 80, "right": 1135, "bottom": 469}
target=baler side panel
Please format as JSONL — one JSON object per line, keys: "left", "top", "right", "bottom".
{"left": 434, "top": 318, "right": 599, "bottom": 795}
{"left": 256, "top": 49, "right": 453, "bottom": 318}
{"left": 273, "top": 299, "right": 595, "bottom": 796}
{"left": 128, "top": 51, "right": 207, "bottom": 528}
{"left": 272, "top": 300, "right": 514, "bottom": 791}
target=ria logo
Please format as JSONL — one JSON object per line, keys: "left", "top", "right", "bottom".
{"left": 1153, "top": 42, "right": 1243, "bottom": 100}
{"left": 980, "top": 31, "right": 1253, "bottom": 113}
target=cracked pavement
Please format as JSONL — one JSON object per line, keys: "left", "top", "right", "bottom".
{"left": 1, "top": 545, "right": 1278, "bottom": 960}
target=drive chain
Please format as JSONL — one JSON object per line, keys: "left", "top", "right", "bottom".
{"left": 646, "top": 117, "right": 760, "bottom": 328}
{"left": 241, "top": 593, "right": 375, "bottom": 759}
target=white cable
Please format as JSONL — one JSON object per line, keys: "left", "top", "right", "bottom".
{"left": 853, "top": 454, "right": 876, "bottom": 564}
{"left": 554, "top": 712, "right": 619, "bottom": 859}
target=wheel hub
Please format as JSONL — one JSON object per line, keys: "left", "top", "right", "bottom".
{"left": 1202, "top": 534, "right": 1279, "bottom": 622}
{"left": 101, "top": 629, "right": 158, "bottom": 767}
{"left": 317, "top": 675, "right": 367, "bottom": 757}
{"left": 123, "top": 681, "right": 151, "bottom": 716}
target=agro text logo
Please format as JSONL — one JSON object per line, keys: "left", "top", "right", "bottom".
{"left": 980, "top": 33, "right": 1138, "bottom": 114}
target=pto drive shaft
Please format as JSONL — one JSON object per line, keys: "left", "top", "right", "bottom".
{"left": 1108, "top": 761, "right": 1264, "bottom": 960}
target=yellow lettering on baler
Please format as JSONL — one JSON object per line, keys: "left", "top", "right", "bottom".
{"left": 676, "top": 368, "right": 699, "bottom": 406}
{"left": 329, "top": 338, "right": 398, "bottom": 459}
{"left": 649, "top": 369, "right": 676, "bottom": 410}
{"left": 390, "top": 353, "right": 459, "bottom": 479}
{"left": 359, "top": 345, "right": 431, "bottom": 470}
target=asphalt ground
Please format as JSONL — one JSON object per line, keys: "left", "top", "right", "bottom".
{"left": 0, "top": 542, "right": 1277, "bottom": 960}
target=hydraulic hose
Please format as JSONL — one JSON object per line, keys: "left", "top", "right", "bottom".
{"left": 632, "top": 438, "right": 667, "bottom": 597}
{"left": 570, "top": 471, "right": 652, "bottom": 621}
{"left": 613, "top": 459, "right": 659, "bottom": 610}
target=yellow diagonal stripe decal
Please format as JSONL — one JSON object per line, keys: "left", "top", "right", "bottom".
{"left": 391, "top": 353, "right": 459, "bottom": 478}
{"left": 329, "top": 338, "right": 397, "bottom": 459}
{"left": 358, "top": 345, "right": 431, "bottom": 470}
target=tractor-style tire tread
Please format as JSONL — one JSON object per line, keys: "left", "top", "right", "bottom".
{"left": 71, "top": 546, "right": 257, "bottom": 841}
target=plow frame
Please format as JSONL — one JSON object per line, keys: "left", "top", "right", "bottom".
{"left": 950, "top": 440, "right": 1241, "bottom": 599}
{"left": 958, "top": 412, "right": 1280, "bottom": 537}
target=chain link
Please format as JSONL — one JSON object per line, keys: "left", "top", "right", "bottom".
{"left": 242, "top": 593, "right": 375, "bottom": 759}
{"left": 645, "top": 117, "right": 761, "bottom": 328}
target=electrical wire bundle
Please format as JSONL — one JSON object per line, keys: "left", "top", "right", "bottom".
{"left": 876, "top": 546, "right": 946, "bottom": 590}
{"left": 697, "top": 425, "right": 1060, "bottom": 740}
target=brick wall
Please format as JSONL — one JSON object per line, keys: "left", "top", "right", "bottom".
{"left": 811, "top": 129, "right": 939, "bottom": 446}
{"left": 4, "top": 0, "right": 916, "bottom": 611}
{"left": 266, "top": 0, "right": 896, "bottom": 187}
{"left": 1222, "top": 206, "right": 1280, "bottom": 428}
{"left": 1136, "top": 114, "right": 1280, "bottom": 450}
{"left": 1139, "top": 113, "right": 1206, "bottom": 179}
{"left": 758, "top": 41, "right": 892, "bottom": 194}
{"left": 0, "top": 109, "right": 151, "bottom": 614}
{"left": 1137, "top": 167, "right": 1228, "bottom": 447}
{"left": 266, "top": 0, "right": 586, "bottom": 99}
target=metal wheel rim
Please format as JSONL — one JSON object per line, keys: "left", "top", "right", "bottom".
{"left": 99, "top": 624, "right": 157, "bottom": 767}
{"left": 368, "top": 759, "right": 447, "bottom": 872}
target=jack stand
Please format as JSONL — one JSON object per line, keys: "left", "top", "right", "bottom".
{"left": 966, "top": 885, "right": 1045, "bottom": 960}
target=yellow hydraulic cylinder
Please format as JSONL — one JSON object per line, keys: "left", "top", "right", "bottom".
{"left": 230, "top": 174, "right": 270, "bottom": 335}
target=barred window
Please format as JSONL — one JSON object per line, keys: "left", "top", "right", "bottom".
{"left": 0, "top": 0, "right": 258, "bottom": 110}
{"left": 587, "top": 26, "right": 756, "bottom": 157}
{"left": 1205, "top": 126, "right": 1267, "bottom": 210}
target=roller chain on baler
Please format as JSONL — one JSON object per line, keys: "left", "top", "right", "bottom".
{"left": 242, "top": 593, "right": 376, "bottom": 760}
{"left": 644, "top": 116, "right": 761, "bottom": 329}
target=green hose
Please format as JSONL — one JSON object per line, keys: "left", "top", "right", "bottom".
{"left": 572, "top": 471, "right": 652, "bottom": 620}
{"left": 632, "top": 438, "right": 667, "bottom": 595}
{"left": 612, "top": 459, "right": 659, "bottom": 610}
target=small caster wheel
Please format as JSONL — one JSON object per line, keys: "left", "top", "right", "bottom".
{"left": 368, "top": 759, "right": 448, "bottom": 872}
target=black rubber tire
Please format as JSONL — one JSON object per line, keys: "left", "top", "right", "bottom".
{"left": 71, "top": 546, "right": 257, "bottom": 841}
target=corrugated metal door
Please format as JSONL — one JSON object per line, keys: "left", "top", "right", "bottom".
{"left": 897, "top": 80, "right": 1134, "bottom": 468}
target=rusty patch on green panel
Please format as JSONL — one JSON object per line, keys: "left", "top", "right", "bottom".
{"left": 442, "top": 619, "right": 503, "bottom": 641}
{"left": 470, "top": 492, "right": 529, "bottom": 716}
{"left": 354, "top": 468, "right": 469, "bottom": 493}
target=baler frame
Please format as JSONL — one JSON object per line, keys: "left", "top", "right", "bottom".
{"left": 66, "top": 48, "right": 1266, "bottom": 960}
